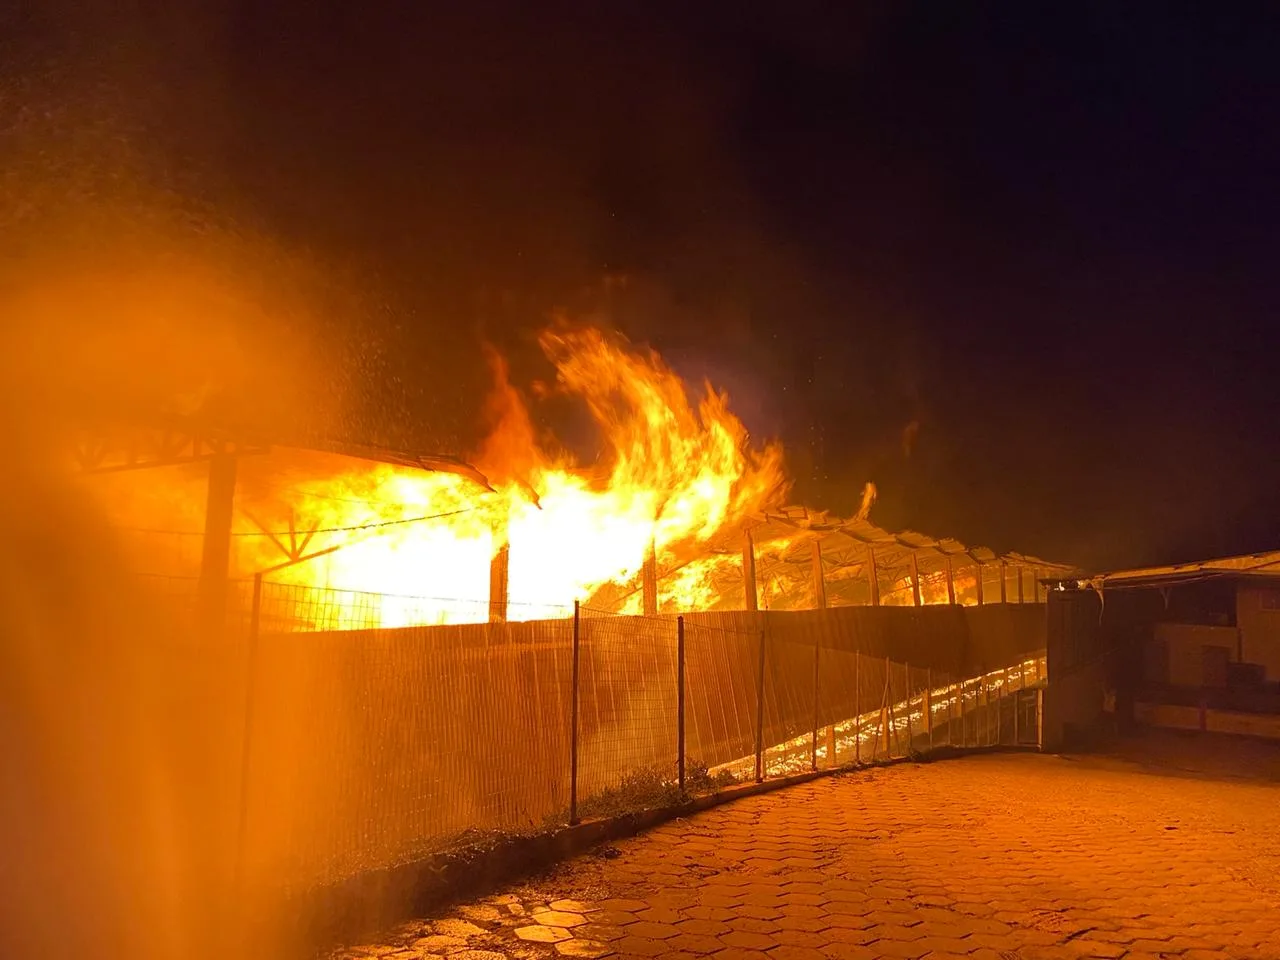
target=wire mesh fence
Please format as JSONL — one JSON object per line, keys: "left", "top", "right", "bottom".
{"left": 128, "top": 574, "right": 1047, "bottom": 898}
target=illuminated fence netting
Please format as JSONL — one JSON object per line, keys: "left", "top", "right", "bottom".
{"left": 128, "top": 575, "right": 1047, "bottom": 897}
{"left": 574, "top": 607, "right": 680, "bottom": 817}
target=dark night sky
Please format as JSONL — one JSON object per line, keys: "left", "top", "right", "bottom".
{"left": 6, "top": 1, "right": 1280, "bottom": 571}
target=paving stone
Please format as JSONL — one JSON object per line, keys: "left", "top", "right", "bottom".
{"left": 336, "top": 749, "right": 1280, "bottom": 960}
{"left": 410, "top": 935, "right": 465, "bottom": 952}
{"left": 555, "top": 939, "right": 613, "bottom": 957}
{"left": 676, "top": 918, "right": 732, "bottom": 937}
{"left": 514, "top": 925, "right": 572, "bottom": 943}
{"left": 718, "top": 929, "right": 778, "bottom": 950}
{"left": 585, "top": 910, "right": 639, "bottom": 926}
{"left": 623, "top": 921, "right": 680, "bottom": 940}
{"left": 612, "top": 936, "right": 667, "bottom": 957}
{"left": 432, "top": 919, "right": 485, "bottom": 938}
{"left": 666, "top": 933, "right": 725, "bottom": 954}
{"left": 532, "top": 911, "right": 588, "bottom": 928}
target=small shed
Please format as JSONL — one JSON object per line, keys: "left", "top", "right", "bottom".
{"left": 1042, "top": 551, "right": 1280, "bottom": 746}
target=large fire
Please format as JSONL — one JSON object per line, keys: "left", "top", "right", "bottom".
{"left": 88, "top": 325, "right": 789, "bottom": 625}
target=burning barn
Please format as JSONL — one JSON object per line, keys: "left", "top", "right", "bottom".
{"left": 75, "top": 325, "right": 1070, "bottom": 630}
{"left": 59, "top": 326, "right": 1075, "bottom": 910}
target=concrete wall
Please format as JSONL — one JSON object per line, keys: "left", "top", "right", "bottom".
{"left": 1149, "top": 623, "right": 1238, "bottom": 687}
{"left": 1134, "top": 700, "right": 1280, "bottom": 740}
{"left": 1236, "top": 583, "right": 1280, "bottom": 681}
{"left": 683, "top": 603, "right": 1046, "bottom": 678}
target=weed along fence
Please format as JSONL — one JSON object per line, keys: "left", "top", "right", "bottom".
{"left": 201, "top": 578, "right": 1050, "bottom": 902}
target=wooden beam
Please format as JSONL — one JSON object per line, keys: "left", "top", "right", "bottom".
{"left": 946, "top": 554, "right": 957, "bottom": 605}
{"left": 198, "top": 452, "right": 238, "bottom": 635}
{"left": 910, "top": 553, "right": 922, "bottom": 607}
{"left": 1018, "top": 565, "right": 1026, "bottom": 603}
{"left": 810, "top": 539, "right": 828, "bottom": 609}
{"left": 642, "top": 540, "right": 659, "bottom": 616}
{"left": 489, "top": 542, "right": 510, "bottom": 623}
{"left": 742, "top": 527, "right": 758, "bottom": 611}
{"left": 999, "top": 559, "right": 1008, "bottom": 604}
{"left": 975, "top": 561, "right": 985, "bottom": 605}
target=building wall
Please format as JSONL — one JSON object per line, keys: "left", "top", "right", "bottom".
{"left": 1149, "top": 623, "right": 1238, "bottom": 688}
{"left": 1236, "top": 583, "right": 1280, "bottom": 681}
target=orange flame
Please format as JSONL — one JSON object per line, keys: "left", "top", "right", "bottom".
{"left": 89, "top": 325, "right": 789, "bottom": 625}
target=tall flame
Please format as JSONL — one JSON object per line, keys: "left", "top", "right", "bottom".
{"left": 89, "top": 325, "right": 788, "bottom": 625}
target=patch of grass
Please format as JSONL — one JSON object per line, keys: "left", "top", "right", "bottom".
{"left": 576, "top": 766, "right": 682, "bottom": 820}
{"left": 575, "top": 759, "right": 743, "bottom": 820}
{"left": 683, "top": 758, "right": 740, "bottom": 795}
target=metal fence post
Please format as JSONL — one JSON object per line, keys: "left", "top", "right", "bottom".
{"left": 882, "top": 656, "right": 892, "bottom": 757}
{"left": 950, "top": 680, "right": 959, "bottom": 747}
{"left": 904, "top": 665, "right": 914, "bottom": 751}
{"left": 996, "top": 669, "right": 1004, "bottom": 745}
{"left": 1036, "top": 687, "right": 1044, "bottom": 751}
{"left": 981, "top": 674, "right": 989, "bottom": 746}
{"left": 677, "top": 616, "right": 686, "bottom": 792}
{"left": 570, "top": 600, "right": 581, "bottom": 824}
{"left": 754, "top": 627, "right": 766, "bottom": 783}
{"left": 233, "top": 573, "right": 263, "bottom": 897}
{"left": 854, "top": 652, "right": 861, "bottom": 764}
{"left": 925, "top": 668, "right": 933, "bottom": 752}
{"left": 810, "top": 633, "right": 820, "bottom": 771}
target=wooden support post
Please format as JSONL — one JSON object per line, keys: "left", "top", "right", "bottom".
{"left": 1017, "top": 566, "right": 1026, "bottom": 603}
{"left": 826, "top": 723, "right": 837, "bottom": 767}
{"left": 198, "top": 450, "right": 238, "bottom": 635}
{"left": 810, "top": 539, "right": 827, "bottom": 609}
{"left": 642, "top": 540, "right": 659, "bottom": 616}
{"left": 866, "top": 547, "right": 880, "bottom": 606}
{"left": 975, "top": 562, "right": 985, "bottom": 605}
{"left": 999, "top": 560, "right": 1008, "bottom": 604}
{"left": 946, "top": 555, "right": 957, "bottom": 605}
{"left": 742, "top": 527, "right": 758, "bottom": 612}
{"left": 910, "top": 553, "right": 922, "bottom": 607}
{"left": 489, "top": 542, "right": 510, "bottom": 623}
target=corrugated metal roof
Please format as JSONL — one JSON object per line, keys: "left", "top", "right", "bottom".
{"left": 1051, "top": 550, "right": 1280, "bottom": 590}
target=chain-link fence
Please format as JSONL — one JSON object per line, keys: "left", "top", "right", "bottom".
{"left": 130, "top": 575, "right": 1046, "bottom": 900}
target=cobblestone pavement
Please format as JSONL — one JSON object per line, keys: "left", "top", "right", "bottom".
{"left": 338, "top": 749, "right": 1280, "bottom": 960}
